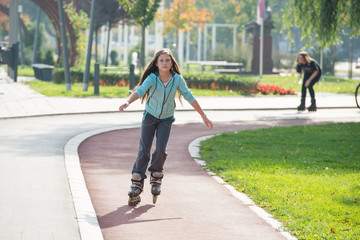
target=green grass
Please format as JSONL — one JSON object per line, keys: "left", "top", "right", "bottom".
{"left": 23, "top": 73, "right": 358, "bottom": 97}
{"left": 190, "top": 88, "right": 248, "bottom": 96}
{"left": 18, "top": 66, "right": 35, "bottom": 77}
{"left": 261, "top": 75, "right": 358, "bottom": 94}
{"left": 23, "top": 81, "right": 131, "bottom": 98}
{"left": 23, "top": 80, "right": 249, "bottom": 97}
{"left": 200, "top": 123, "right": 360, "bottom": 240}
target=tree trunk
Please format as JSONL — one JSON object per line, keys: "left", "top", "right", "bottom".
{"left": 348, "top": 38, "right": 353, "bottom": 79}
{"left": 105, "top": 21, "right": 112, "bottom": 71}
{"left": 140, "top": 25, "right": 146, "bottom": 72}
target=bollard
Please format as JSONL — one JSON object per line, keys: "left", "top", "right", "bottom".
{"left": 94, "top": 63, "right": 99, "bottom": 95}
{"left": 129, "top": 63, "right": 135, "bottom": 92}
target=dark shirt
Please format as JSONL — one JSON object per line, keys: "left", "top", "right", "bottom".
{"left": 296, "top": 60, "right": 321, "bottom": 76}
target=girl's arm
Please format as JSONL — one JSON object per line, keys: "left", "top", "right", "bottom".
{"left": 305, "top": 70, "right": 319, "bottom": 87}
{"left": 191, "top": 100, "right": 213, "bottom": 129}
{"left": 119, "top": 92, "right": 139, "bottom": 112}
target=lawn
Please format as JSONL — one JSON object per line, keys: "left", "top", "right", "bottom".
{"left": 22, "top": 73, "right": 358, "bottom": 97}
{"left": 23, "top": 80, "right": 253, "bottom": 97}
{"left": 23, "top": 81, "right": 131, "bottom": 98}
{"left": 199, "top": 122, "right": 360, "bottom": 239}
{"left": 260, "top": 75, "right": 358, "bottom": 94}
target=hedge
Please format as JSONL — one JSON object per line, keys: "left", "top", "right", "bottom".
{"left": 52, "top": 68, "right": 140, "bottom": 85}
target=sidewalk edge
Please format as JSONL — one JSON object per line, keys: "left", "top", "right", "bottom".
{"left": 64, "top": 124, "right": 139, "bottom": 240}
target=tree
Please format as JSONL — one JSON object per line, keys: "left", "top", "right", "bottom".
{"left": 157, "top": 0, "right": 212, "bottom": 35}
{"left": 118, "top": 0, "right": 161, "bottom": 70}
{"left": 76, "top": 0, "right": 129, "bottom": 64}
{"left": 282, "top": 0, "right": 360, "bottom": 49}
{"left": 65, "top": 2, "right": 89, "bottom": 67}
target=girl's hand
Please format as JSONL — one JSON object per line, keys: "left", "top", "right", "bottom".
{"left": 202, "top": 115, "right": 213, "bottom": 129}
{"left": 119, "top": 102, "right": 129, "bottom": 112}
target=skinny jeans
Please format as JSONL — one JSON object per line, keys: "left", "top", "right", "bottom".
{"left": 301, "top": 71, "right": 322, "bottom": 100}
{"left": 132, "top": 112, "right": 175, "bottom": 179}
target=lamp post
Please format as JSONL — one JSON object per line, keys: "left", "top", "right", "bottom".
{"left": 57, "top": 0, "right": 71, "bottom": 91}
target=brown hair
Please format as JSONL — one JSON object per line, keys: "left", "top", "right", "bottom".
{"left": 296, "top": 51, "right": 312, "bottom": 64}
{"left": 135, "top": 48, "right": 183, "bottom": 104}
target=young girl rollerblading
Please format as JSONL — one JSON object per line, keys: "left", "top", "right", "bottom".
{"left": 296, "top": 51, "right": 322, "bottom": 112}
{"left": 119, "top": 49, "right": 213, "bottom": 206}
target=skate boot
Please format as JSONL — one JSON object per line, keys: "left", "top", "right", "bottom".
{"left": 297, "top": 98, "right": 306, "bottom": 111}
{"left": 308, "top": 99, "right": 317, "bottom": 112}
{"left": 128, "top": 173, "right": 144, "bottom": 206}
{"left": 150, "top": 172, "right": 163, "bottom": 204}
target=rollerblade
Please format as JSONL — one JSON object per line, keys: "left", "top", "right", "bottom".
{"left": 150, "top": 172, "right": 163, "bottom": 204}
{"left": 128, "top": 173, "right": 144, "bottom": 206}
{"left": 308, "top": 99, "right": 317, "bottom": 112}
{"left": 297, "top": 98, "right": 306, "bottom": 111}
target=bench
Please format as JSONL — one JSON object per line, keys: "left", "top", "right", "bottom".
{"left": 32, "top": 64, "right": 54, "bottom": 81}
{"left": 100, "top": 66, "right": 129, "bottom": 73}
{"left": 186, "top": 61, "right": 244, "bottom": 74}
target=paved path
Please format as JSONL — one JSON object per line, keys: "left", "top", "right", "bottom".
{"left": 1, "top": 68, "right": 360, "bottom": 239}
{"left": 78, "top": 119, "right": 345, "bottom": 240}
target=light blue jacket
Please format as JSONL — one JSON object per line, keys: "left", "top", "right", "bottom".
{"left": 135, "top": 72, "right": 196, "bottom": 119}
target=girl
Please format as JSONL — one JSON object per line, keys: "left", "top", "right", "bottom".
{"left": 119, "top": 49, "right": 213, "bottom": 205}
{"left": 296, "top": 51, "right": 322, "bottom": 112}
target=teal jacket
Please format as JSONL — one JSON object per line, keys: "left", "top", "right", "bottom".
{"left": 135, "top": 72, "right": 196, "bottom": 119}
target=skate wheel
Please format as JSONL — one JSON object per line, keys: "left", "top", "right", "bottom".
{"left": 153, "top": 196, "right": 157, "bottom": 204}
{"left": 128, "top": 197, "right": 132, "bottom": 206}
{"left": 128, "top": 196, "right": 141, "bottom": 206}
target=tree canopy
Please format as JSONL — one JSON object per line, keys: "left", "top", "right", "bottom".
{"left": 282, "top": 0, "right": 360, "bottom": 49}
{"left": 118, "top": 0, "right": 161, "bottom": 68}
{"left": 156, "top": 0, "right": 212, "bottom": 35}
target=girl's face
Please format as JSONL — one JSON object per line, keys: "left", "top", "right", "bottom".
{"left": 156, "top": 54, "right": 172, "bottom": 73}
{"left": 298, "top": 54, "right": 306, "bottom": 64}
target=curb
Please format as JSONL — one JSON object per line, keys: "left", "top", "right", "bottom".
{"left": 64, "top": 124, "right": 140, "bottom": 240}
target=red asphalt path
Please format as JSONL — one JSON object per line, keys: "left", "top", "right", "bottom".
{"left": 78, "top": 119, "right": 327, "bottom": 240}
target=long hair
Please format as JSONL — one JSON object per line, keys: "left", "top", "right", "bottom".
{"left": 135, "top": 48, "right": 183, "bottom": 104}
{"left": 296, "top": 51, "right": 312, "bottom": 64}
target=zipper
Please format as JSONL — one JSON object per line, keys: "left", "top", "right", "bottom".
{"left": 158, "top": 75, "right": 174, "bottom": 119}
{"left": 158, "top": 86, "right": 166, "bottom": 118}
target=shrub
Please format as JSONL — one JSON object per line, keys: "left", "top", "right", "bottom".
{"left": 52, "top": 68, "right": 140, "bottom": 86}
{"left": 110, "top": 50, "right": 119, "bottom": 66}
{"left": 44, "top": 50, "right": 55, "bottom": 65}
{"left": 183, "top": 74, "right": 258, "bottom": 93}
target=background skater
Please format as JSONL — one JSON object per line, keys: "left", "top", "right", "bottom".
{"left": 296, "top": 51, "right": 322, "bottom": 112}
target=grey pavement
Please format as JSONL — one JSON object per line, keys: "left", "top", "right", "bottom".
{"left": 1, "top": 67, "right": 360, "bottom": 240}
{"left": 0, "top": 68, "right": 358, "bottom": 119}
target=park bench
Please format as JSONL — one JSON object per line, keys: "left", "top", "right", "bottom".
{"left": 32, "top": 64, "right": 54, "bottom": 81}
{"left": 100, "top": 66, "right": 129, "bottom": 74}
{"left": 186, "top": 60, "right": 244, "bottom": 74}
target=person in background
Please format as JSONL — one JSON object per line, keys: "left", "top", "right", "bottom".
{"left": 296, "top": 51, "right": 322, "bottom": 112}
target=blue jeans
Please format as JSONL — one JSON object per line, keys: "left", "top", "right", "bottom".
{"left": 132, "top": 112, "right": 175, "bottom": 179}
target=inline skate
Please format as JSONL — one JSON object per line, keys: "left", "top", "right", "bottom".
{"left": 307, "top": 99, "right": 317, "bottom": 112}
{"left": 150, "top": 172, "right": 163, "bottom": 204}
{"left": 297, "top": 98, "right": 306, "bottom": 111}
{"left": 128, "top": 173, "right": 144, "bottom": 206}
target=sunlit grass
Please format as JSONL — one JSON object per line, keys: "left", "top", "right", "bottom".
{"left": 23, "top": 81, "right": 131, "bottom": 98}
{"left": 261, "top": 75, "right": 358, "bottom": 94}
{"left": 23, "top": 80, "right": 250, "bottom": 97}
{"left": 200, "top": 123, "right": 360, "bottom": 239}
